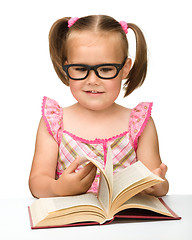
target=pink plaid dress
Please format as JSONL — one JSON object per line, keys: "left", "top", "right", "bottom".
{"left": 42, "top": 97, "right": 153, "bottom": 192}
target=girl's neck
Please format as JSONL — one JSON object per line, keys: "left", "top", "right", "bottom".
{"left": 73, "top": 102, "right": 120, "bottom": 119}
{"left": 63, "top": 101, "right": 130, "bottom": 140}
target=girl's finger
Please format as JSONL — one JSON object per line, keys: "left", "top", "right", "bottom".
{"left": 81, "top": 165, "right": 97, "bottom": 186}
{"left": 160, "top": 163, "right": 168, "bottom": 178}
{"left": 77, "top": 162, "right": 97, "bottom": 180}
{"left": 65, "top": 156, "right": 80, "bottom": 174}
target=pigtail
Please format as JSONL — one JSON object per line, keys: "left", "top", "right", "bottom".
{"left": 49, "top": 17, "right": 71, "bottom": 85}
{"left": 123, "top": 23, "right": 147, "bottom": 97}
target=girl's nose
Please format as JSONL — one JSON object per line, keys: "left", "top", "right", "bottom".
{"left": 86, "top": 70, "right": 100, "bottom": 85}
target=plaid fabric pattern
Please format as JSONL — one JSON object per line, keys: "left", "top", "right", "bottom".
{"left": 42, "top": 97, "right": 152, "bottom": 193}
{"left": 56, "top": 131, "right": 136, "bottom": 192}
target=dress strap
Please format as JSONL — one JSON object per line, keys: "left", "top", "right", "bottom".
{"left": 41, "top": 96, "right": 63, "bottom": 144}
{"left": 129, "top": 102, "right": 153, "bottom": 151}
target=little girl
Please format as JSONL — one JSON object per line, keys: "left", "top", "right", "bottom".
{"left": 29, "top": 15, "right": 169, "bottom": 198}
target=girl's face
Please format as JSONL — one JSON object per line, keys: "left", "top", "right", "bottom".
{"left": 66, "top": 31, "right": 131, "bottom": 112}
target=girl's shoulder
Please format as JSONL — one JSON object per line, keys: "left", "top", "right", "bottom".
{"left": 115, "top": 102, "right": 153, "bottom": 124}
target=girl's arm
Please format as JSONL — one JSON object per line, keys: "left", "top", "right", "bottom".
{"left": 136, "top": 117, "right": 169, "bottom": 197}
{"left": 29, "top": 118, "right": 96, "bottom": 198}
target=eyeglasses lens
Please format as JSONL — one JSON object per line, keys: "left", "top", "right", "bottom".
{"left": 97, "top": 66, "right": 117, "bottom": 78}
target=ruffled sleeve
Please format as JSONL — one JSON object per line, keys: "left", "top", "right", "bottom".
{"left": 41, "top": 96, "right": 63, "bottom": 144}
{"left": 129, "top": 102, "right": 153, "bottom": 151}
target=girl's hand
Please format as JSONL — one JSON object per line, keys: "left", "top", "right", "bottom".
{"left": 53, "top": 156, "right": 97, "bottom": 196}
{"left": 142, "top": 163, "right": 169, "bottom": 196}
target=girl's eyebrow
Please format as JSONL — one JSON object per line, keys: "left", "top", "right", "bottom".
{"left": 66, "top": 58, "right": 126, "bottom": 66}
{"left": 66, "top": 61, "right": 124, "bottom": 66}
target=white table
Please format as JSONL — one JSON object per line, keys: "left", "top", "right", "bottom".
{"left": 0, "top": 195, "right": 191, "bottom": 240}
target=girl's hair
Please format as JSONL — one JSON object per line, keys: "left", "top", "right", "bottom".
{"left": 49, "top": 15, "right": 147, "bottom": 97}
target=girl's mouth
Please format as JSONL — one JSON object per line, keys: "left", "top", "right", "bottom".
{"left": 88, "top": 90, "right": 99, "bottom": 93}
{"left": 85, "top": 90, "right": 104, "bottom": 95}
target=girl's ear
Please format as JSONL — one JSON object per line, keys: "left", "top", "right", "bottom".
{"left": 122, "top": 58, "right": 132, "bottom": 79}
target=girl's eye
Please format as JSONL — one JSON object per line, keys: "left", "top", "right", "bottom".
{"left": 99, "top": 67, "right": 113, "bottom": 72}
{"left": 74, "top": 67, "right": 87, "bottom": 72}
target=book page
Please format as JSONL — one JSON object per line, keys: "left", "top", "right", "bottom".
{"left": 80, "top": 147, "right": 114, "bottom": 213}
{"left": 117, "top": 194, "right": 173, "bottom": 217}
{"left": 30, "top": 198, "right": 50, "bottom": 228}
{"left": 80, "top": 146, "right": 113, "bottom": 193}
{"left": 44, "top": 193, "right": 103, "bottom": 213}
{"left": 112, "top": 161, "right": 163, "bottom": 201}
{"left": 80, "top": 155, "right": 110, "bottom": 190}
{"left": 97, "top": 146, "right": 114, "bottom": 214}
{"left": 30, "top": 193, "right": 103, "bottom": 224}
{"left": 104, "top": 146, "right": 113, "bottom": 192}
{"left": 97, "top": 173, "right": 110, "bottom": 213}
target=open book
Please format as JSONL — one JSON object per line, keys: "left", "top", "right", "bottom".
{"left": 28, "top": 147, "right": 181, "bottom": 229}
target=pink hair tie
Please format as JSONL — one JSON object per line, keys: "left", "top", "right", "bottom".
{"left": 119, "top": 21, "right": 128, "bottom": 34}
{"left": 68, "top": 17, "right": 79, "bottom": 28}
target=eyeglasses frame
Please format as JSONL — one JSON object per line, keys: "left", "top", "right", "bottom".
{"left": 62, "top": 57, "right": 127, "bottom": 80}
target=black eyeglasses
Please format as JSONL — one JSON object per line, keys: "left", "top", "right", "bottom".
{"left": 62, "top": 58, "right": 127, "bottom": 80}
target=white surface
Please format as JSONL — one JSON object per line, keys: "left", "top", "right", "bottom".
{"left": 0, "top": 195, "right": 191, "bottom": 240}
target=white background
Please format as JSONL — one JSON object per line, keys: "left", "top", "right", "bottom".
{"left": 0, "top": 0, "right": 191, "bottom": 199}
